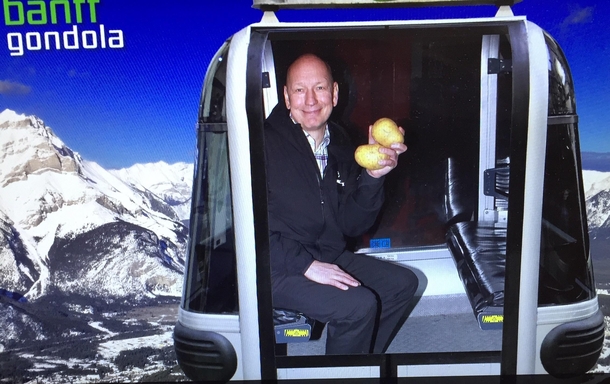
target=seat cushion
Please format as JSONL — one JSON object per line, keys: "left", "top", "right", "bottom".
{"left": 446, "top": 221, "right": 507, "bottom": 315}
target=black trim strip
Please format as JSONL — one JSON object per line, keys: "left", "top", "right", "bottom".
{"left": 276, "top": 351, "right": 502, "bottom": 369}
{"left": 256, "top": 24, "right": 512, "bottom": 41}
{"left": 380, "top": 353, "right": 397, "bottom": 378}
{"left": 501, "top": 21, "right": 530, "bottom": 376}
{"left": 547, "top": 115, "right": 578, "bottom": 125}
{"left": 573, "top": 123, "right": 591, "bottom": 262}
{"left": 245, "top": 30, "right": 277, "bottom": 381}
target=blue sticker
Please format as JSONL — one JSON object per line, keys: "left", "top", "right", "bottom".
{"left": 370, "top": 238, "right": 391, "bottom": 249}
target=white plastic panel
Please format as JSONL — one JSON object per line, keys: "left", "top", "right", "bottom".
{"left": 398, "top": 257, "right": 465, "bottom": 297}
{"left": 177, "top": 309, "right": 240, "bottom": 333}
{"left": 515, "top": 20, "right": 549, "bottom": 375}
{"left": 226, "top": 25, "right": 263, "bottom": 380}
{"left": 534, "top": 298, "right": 601, "bottom": 374}
{"left": 364, "top": 248, "right": 464, "bottom": 297}
{"left": 398, "top": 363, "right": 501, "bottom": 377}
{"left": 277, "top": 366, "right": 380, "bottom": 380}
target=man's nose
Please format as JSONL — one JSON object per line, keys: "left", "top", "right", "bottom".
{"left": 305, "top": 89, "right": 317, "bottom": 105}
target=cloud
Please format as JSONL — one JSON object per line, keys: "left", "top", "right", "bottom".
{"left": 0, "top": 80, "right": 31, "bottom": 95}
{"left": 560, "top": 5, "right": 594, "bottom": 34}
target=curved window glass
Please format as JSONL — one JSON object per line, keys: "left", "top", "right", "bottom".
{"left": 545, "top": 32, "right": 576, "bottom": 116}
{"left": 182, "top": 43, "right": 239, "bottom": 314}
{"left": 538, "top": 35, "right": 594, "bottom": 305}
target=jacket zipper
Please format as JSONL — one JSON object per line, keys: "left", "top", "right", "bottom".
{"left": 316, "top": 163, "right": 327, "bottom": 256}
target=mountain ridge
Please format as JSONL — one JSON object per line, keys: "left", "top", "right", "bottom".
{"left": 0, "top": 109, "right": 189, "bottom": 306}
{"left": 108, "top": 161, "right": 193, "bottom": 221}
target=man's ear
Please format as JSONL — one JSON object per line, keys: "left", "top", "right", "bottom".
{"left": 332, "top": 82, "right": 339, "bottom": 107}
{"left": 283, "top": 86, "right": 291, "bottom": 109}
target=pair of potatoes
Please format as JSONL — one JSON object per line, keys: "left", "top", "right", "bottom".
{"left": 354, "top": 118, "right": 404, "bottom": 170}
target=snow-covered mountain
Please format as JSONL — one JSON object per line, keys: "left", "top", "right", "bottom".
{"left": 109, "top": 162, "right": 193, "bottom": 221}
{"left": 0, "top": 109, "right": 189, "bottom": 307}
{"left": 584, "top": 170, "right": 610, "bottom": 230}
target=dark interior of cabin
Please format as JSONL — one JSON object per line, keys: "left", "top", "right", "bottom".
{"left": 271, "top": 28, "right": 483, "bottom": 250}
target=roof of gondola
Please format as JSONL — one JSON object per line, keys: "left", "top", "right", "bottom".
{"left": 253, "top": 0, "right": 522, "bottom": 11}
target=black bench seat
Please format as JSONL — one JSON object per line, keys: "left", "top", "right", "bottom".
{"left": 444, "top": 153, "right": 509, "bottom": 330}
{"left": 446, "top": 221, "right": 507, "bottom": 330}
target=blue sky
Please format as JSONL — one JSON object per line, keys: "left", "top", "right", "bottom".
{"left": 1, "top": 0, "right": 608, "bottom": 169}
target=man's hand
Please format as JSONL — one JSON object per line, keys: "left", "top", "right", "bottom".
{"left": 366, "top": 125, "right": 407, "bottom": 178}
{"left": 304, "top": 260, "right": 361, "bottom": 290}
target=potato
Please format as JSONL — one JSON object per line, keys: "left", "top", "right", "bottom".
{"left": 354, "top": 144, "right": 388, "bottom": 170}
{"left": 371, "top": 117, "right": 403, "bottom": 147}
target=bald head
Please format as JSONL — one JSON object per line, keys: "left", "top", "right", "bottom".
{"left": 286, "top": 54, "right": 334, "bottom": 85}
{"left": 283, "top": 54, "right": 339, "bottom": 138}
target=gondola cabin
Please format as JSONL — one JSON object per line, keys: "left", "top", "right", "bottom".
{"left": 173, "top": 0, "right": 605, "bottom": 381}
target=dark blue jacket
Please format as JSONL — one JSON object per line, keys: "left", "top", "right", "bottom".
{"left": 264, "top": 105, "right": 385, "bottom": 279}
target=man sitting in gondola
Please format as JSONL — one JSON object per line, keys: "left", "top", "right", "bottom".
{"left": 264, "top": 53, "right": 419, "bottom": 354}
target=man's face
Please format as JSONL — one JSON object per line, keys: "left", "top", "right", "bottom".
{"left": 283, "top": 55, "right": 338, "bottom": 134}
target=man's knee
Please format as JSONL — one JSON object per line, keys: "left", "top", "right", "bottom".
{"left": 334, "top": 288, "right": 377, "bottom": 323}
{"left": 390, "top": 266, "right": 419, "bottom": 300}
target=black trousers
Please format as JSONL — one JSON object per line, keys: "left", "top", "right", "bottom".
{"left": 271, "top": 252, "right": 419, "bottom": 354}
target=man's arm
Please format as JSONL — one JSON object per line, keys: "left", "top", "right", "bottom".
{"left": 269, "top": 231, "right": 315, "bottom": 277}
{"left": 336, "top": 126, "right": 407, "bottom": 236}
{"left": 315, "top": 134, "right": 406, "bottom": 290}
{"left": 270, "top": 232, "right": 360, "bottom": 290}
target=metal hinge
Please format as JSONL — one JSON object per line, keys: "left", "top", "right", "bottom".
{"left": 488, "top": 58, "right": 512, "bottom": 74}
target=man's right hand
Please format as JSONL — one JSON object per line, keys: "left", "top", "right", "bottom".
{"left": 304, "top": 260, "right": 361, "bottom": 290}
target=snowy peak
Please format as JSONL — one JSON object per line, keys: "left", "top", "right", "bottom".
{"left": 0, "top": 109, "right": 67, "bottom": 150}
{"left": 588, "top": 189, "right": 610, "bottom": 229}
{"left": 0, "top": 109, "right": 78, "bottom": 188}
{"left": 0, "top": 109, "right": 190, "bottom": 302}
{"left": 109, "top": 161, "right": 193, "bottom": 221}
{"left": 584, "top": 170, "right": 610, "bottom": 230}
{"left": 111, "top": 161, "right": 192, "bottom": 185}
{"left": 0, "top": 109, "right": 29, "bottom": 124}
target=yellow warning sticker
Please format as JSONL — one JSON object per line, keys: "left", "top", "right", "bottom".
{"left": 284, "top": 329, "right": 310, "bottom": 338}
{"left": 481, "top": 314, "right": 503, "bottom": 324}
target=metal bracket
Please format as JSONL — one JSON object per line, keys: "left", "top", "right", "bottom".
{"left": 262, "top": 72, "right": 271, "bottom": 88}
{"left": 488, "top": 58, "right": 512, "bottom": 74}
{"left": 484, "top": 166, "right": 509, "bottom": 199}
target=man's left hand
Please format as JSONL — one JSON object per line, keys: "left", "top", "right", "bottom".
{"left": 366, "top": 125, "right": 407, "bottom": 178}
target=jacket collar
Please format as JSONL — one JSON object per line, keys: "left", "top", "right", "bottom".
{"left": 266, "top": 104, "right": 354, "bottom": 163}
